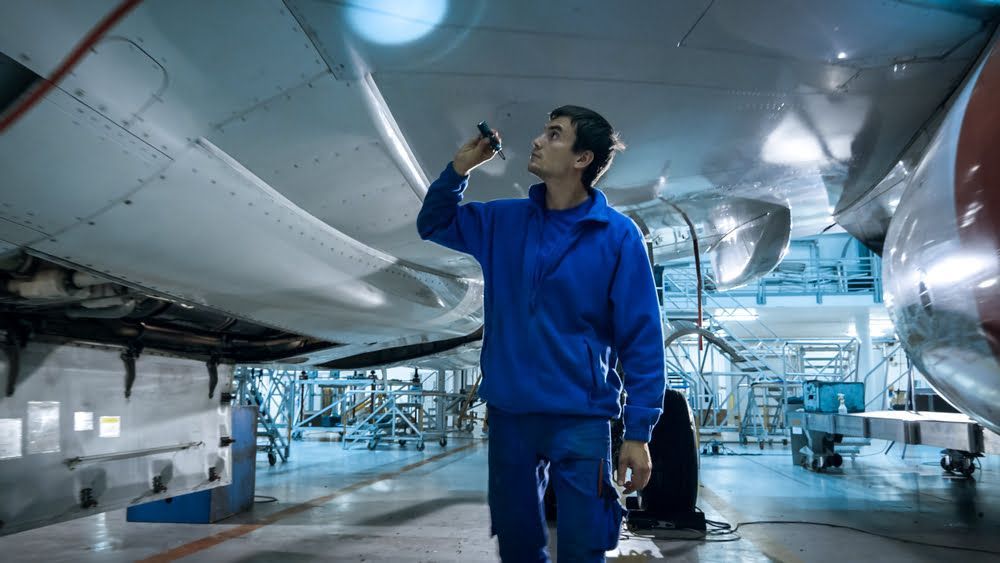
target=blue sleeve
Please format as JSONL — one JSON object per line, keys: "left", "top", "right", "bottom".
{"left": 416, "top": 162, "right": 490, "bottom": 260}
{"left": 611, "top": 225, "right": 665, "bottom": 442}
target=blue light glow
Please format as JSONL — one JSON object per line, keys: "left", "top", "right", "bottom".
{"left": 346, "top": 0, "right": 447, "bottom": 45}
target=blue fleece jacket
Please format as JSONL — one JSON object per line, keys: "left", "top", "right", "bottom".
{"left": 417, "top": 163, "right": 665, "bottom": 441}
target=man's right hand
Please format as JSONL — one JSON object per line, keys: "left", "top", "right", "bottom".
{"left": 453, "top": 130, "right": 501, "bottom": 176}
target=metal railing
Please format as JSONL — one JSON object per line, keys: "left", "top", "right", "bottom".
{"left": 663, "top": 267, "right": 787, "bottom": 372}
{"left": 663, "top": 256, "right": 883, "bottom": 304}
{"left": 782, "top": 338, "right": 860, "bottom": 381}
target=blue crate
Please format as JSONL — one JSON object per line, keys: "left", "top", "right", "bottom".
{"left": 803, "top": 381, "right": 865, "bottom": 413}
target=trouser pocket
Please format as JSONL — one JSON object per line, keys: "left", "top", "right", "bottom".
{"left": 596, "top": 461, "right": 625, "bottom": 550}
{"left": 553, "top": 457, "right": 625, "bottom": 556}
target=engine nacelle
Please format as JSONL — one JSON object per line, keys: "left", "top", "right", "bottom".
{"left": 883, "top": 37, "right": 1000, "bottom": 434}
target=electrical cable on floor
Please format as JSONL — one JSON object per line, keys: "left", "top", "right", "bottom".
{"left": 851, "top": 447, "right": 892, "bottom": 458}
{"left": 622, "top": 509, "right": 742, "bottom": 543}
{"left": 254, "top": 495, "right": 278, "bottom": 503}
{"left": 855, "top": 440, "right": 897, "bottom": 457}
{"left": 705, "top": 518, "right": 732, "bottom": 531}
{"left": 622, "top": 523, "right": 743, "bottom": 544}
{"left": 732, "top": 521, "right": 1000, "bottom": 555}
{"left": 624, "top": 510, "right": 1000, "bottom": 554}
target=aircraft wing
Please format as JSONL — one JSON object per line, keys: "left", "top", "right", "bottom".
{"left": 0, "top": 0, "right": 997, "bottom": 365}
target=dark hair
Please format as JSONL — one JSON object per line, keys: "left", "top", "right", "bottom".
{"left": 549, "top": 105, "right": 625, "bottom": 187}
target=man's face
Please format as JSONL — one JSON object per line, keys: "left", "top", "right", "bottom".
{"left": 528, "top": 116, "right": 586, "bottom": 180}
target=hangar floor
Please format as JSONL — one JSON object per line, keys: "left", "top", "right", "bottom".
{"left": 2, "top": 438, "right": 998, "bottom": 562}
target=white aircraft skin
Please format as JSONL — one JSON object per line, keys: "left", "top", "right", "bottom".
{"left": 0, "top": 1, "right": 998, "bottom": 430}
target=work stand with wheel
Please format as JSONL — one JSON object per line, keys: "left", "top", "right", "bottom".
{"left": 342, "top": 379, "right": 483, "bottom": 451}
{"left": 788, "top": 409, "right": 997, "bottom": 474}
{"left": 342, "top": 389, "right": 427, "bottom": 450}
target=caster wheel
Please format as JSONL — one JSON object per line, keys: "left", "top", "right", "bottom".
{"left": 759, "top": 441, "right": 765, "bottom": 450}
{"left": 940, "top": 457, "right": 950, "bottom": 471}
{"left": 782, "top": 439, "right": 789, "bottom": 446}
{"left": 831, "top": 453, "right": 843, "bottom": 468}
{"left": 811, "top": 458, "right": 820, "bottom": 471}
{"left": 367, "top": 439, "right": 378, "bottom": 450}
{"left": 960, "top": 461, "right": 976, "bottom": 477}
{"left": 267, "top": 452, "right": 277, "bottom": 466}
{"left": 439, "top": 437, "right": 448, "bottom": 447}
{"left": 399, "top": 440, "right": 407, "bottom": 447}
{"left": 416, "top": 441, "right": 426, "bottom": 451}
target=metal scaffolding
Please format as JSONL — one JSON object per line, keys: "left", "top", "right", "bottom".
{"left": 234, "top": 367, "right": 294, "bottom": 465}
{"left": 235, "top": 366, "right": 485, "bottom": 459}
{"left": 339, "top": 368, "right": 484, "bottom": 450}
{"left": 661, "top": 265, "right": 867, "bottom": 446}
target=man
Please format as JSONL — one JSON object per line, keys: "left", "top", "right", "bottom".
{"left": 417, "top": 106, "right": 665, "bottom": 562}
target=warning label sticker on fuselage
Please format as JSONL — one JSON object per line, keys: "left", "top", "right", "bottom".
{"left": 99, "top": 416, "right": 121, "bottom": 438}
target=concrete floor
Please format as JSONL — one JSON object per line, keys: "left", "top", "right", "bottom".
{"left": 2, "top": 436, "right": 998, "bottom": 562}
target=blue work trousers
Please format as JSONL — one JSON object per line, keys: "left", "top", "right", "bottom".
{"left": 487, "top": 406, "right": 624, "bottom": 562}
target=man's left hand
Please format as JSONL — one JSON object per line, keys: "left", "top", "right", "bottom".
{"left": 616, "top": 440, "right": 653, "bottom": 494}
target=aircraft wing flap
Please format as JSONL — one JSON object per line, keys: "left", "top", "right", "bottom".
{"left": 28, "top": 140, "right": 483, "bottom": 345}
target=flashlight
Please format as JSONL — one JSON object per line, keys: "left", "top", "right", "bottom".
{"left": 477, "top": 120, "right": 506, "bottom": 160}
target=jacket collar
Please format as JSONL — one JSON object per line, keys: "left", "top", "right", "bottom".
{"left": 528, "top": 183, "right": 610, "bottom": 224}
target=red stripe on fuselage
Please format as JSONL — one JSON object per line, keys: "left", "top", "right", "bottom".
{"left": 955, "top": 42, "right": 1000, "bottom": 358}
